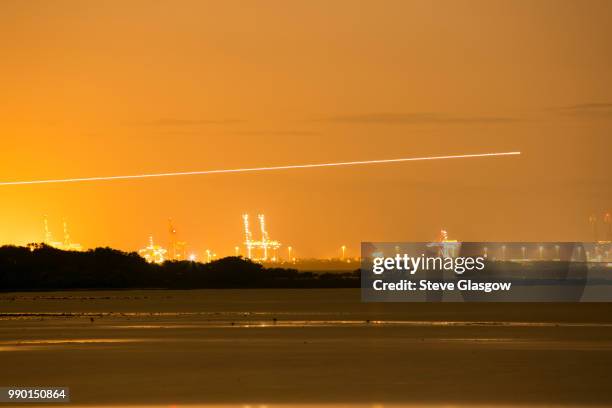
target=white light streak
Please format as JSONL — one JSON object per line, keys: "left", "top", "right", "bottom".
{"left": 0, "top": 151, "right": 520, "bottom": 186}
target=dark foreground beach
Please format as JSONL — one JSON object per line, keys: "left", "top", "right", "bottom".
{"left": 1, "top": 289, "right": 612, "bottom": 407}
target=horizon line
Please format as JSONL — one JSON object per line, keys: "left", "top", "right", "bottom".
{"left": 0, "top": 151, "right": 521, "bottom": 186}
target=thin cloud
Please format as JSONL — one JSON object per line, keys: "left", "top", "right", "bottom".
{"left": 232, "top": 130, "right": 320, "bottom": 136}
{"left": 122, "top": 118, "right": 246, "bottom": 126}
{"left": 313, "top": 113, "right": 518, "bottom": 124}
{"left": 556, "top": 103, "right": 612, "bottom": 118}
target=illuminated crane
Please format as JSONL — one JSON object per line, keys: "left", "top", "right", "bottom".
{"left": 258, "top": 214, "right": 270, "bottom": 260}
{"left": 42, "top": 215, "right": 82, "bottom": 251}
{"left": 242, "top": 213, "right": 281, "bottom": 261}
{"left": 435, "top": 228, "right": 458, "bottom": 258}
{"left": 43, "top": 215, "right": 54, "bottom": 244}
{"left": 139, "top": 236, "right": 167, "bottom": 264}
{"left": 168, "top": 219, "right": 187, "bottom": 260}
{"left": 169, "top": 219, "right": 177, "bottom": 258}
{"left": 589, "top": 214, "right": 598, "bottom": 242}
{"left": 63, "top": 220, "right": 71, "bottom": 247}
{"left": 61, "top": 219, "right": 82, "bottom": 251}
{"left": 243, "top": 214, "right": 254, "bottom": 259}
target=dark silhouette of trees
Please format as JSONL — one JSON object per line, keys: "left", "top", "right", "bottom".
{"left": 0, "top": 244, "right": 359, "bottom": 291}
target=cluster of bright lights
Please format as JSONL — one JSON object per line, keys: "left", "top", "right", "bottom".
{"left": 138, "top": 236, "right": 167, "bottom": 264}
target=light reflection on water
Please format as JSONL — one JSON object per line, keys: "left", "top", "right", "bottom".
{"left": 3, "top": 318, "right": 612, "bottom": 352}
{"left": 103, "top": 319, "right": 612, "bottom": 328}
{"left": 18, "top": 404, "right": 612, "bottom": 408}
{"left": 4, "top": 313, "right": 612, "bottom": 328}
{"left": 0, "top": 338, "right": 143, "bottom": 345}
{"left": 2, "top": 336, "right": 611, "bottom": 352}
{"left": 0, "top": 338, "right": 155, "bottom": 351}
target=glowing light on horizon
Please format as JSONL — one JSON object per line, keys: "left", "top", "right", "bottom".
{"left": 138, "top": 236, "right": 167, "bottom": 264}
{"left": 0, "top": 151, "right": 520, "bottom": 186}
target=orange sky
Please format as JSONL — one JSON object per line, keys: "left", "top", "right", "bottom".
{"left": 1, "top": 0, "right": 611, "bottom": 257}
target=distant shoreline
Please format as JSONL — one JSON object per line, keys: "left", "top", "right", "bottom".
{"left": 0, "top": 286, "right": 359, "bottom": 293}
{"left": 0, "top": 244, "right": 359, "bottom": 292}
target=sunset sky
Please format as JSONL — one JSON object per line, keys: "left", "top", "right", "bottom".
{"left": 1, "top": 0, "right": 611, "bottom": 257}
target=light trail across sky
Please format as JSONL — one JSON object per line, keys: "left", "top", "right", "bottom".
{"left": 0, "top": 151, "right": 520, "bottom": 186}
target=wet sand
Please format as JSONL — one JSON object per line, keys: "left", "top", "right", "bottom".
{"left": 1, "top": 289, "right": 612, "bottom": 407}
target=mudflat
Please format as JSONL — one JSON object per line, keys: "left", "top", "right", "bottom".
{"left": 1, "top": 289, "right": 612, "bottom": 407}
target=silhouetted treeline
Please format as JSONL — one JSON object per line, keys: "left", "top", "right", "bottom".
{"left": 0, "top": 244, "right": 359, "bottom": 291}
{"left": 262, "top": 258, "right": 358, "bottom": 272}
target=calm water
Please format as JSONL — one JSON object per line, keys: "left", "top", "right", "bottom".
{"left": 1, "top": 289, "right": 612, "bottom": 407}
